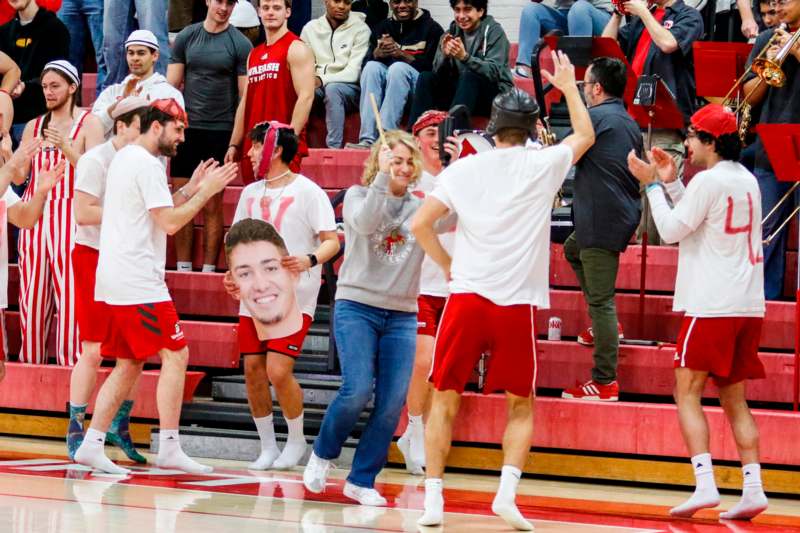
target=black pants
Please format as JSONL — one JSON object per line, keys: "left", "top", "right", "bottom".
{"left": 409, "top": 69, "right": 500, "bottom": 126}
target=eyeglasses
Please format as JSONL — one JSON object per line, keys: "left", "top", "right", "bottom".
{"left": 150, "top": 98, "right": 188, "bottom": 126}
{"left": 770, "top": 0, "right": 792, "bottom": 6}
{"left": 576, "top": 81, "right": 598, "bottom": 88}
{"left": 685, "top": 128, "right": 697, "bottom": 139}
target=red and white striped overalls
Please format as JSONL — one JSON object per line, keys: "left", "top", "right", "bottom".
{"left": 17, "top": 110, "right": 89, "bottom": 366}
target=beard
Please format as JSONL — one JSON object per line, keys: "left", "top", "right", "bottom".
{"left": 46, "top": 94, "right": 71, "bottom": 112}
{"left": 157, "top": 130, "right": 178, "bottom": 157}
{"left": 254, "top": 310, "right": 284, "bottom": 326}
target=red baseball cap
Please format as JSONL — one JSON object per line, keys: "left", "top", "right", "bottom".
{"left": 690, "top": 104, "right": 737, "bottom": 138}
{"left": 412, "top": 110, "right": 448, "bottom": 136}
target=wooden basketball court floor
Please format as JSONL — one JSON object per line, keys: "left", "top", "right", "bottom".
{"left": 0, "top": 438, "right": 798, "bottom": 532}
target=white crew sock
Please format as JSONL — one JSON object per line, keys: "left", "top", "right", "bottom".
{"left": 720, "top": 463, "right": 768, "bottom": 520}
{"left": 201, "top": 264, "right": 215, "bottom": 273}
{"left": 273, "top": 413, "right": 307, "bottom": 469}
{"left": 74, "top": 428, "right": 131, "bottom": 475}
{"left": 155, "top": 429, "right": 213, "bottom": 474}
{"left": 250, "top": 415, "right": 280, "bottom": 470}
{"left": 417, "top": 478, "right": 444, "bottom": 526}
{"left": 407, "top": 415, "right": 426, "bottom": 467}
{"left": 492, "top": 465, "right": 533, "bottom": 531}
{"left": 669, "top": 453, "right": 720, "bottom": 517}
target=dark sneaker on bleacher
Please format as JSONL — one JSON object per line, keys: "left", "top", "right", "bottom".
{"left": 562, "top": 380, "right": 619, "bottom": 402}
{"left": 576, "top": 323, "right": 624, "bottom": 346}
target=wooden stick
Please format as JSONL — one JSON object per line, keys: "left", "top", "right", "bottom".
{"left": 368, "top": 92, "right": 396, "bottom": 182}
{"left": 369, "top": 93, "right": 388, "bottom": 147}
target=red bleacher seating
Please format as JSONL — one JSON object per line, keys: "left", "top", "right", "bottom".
{"left": 0, "top": 362, "right": 204, "bottom": 419}
{"left": 395, "top": 395, "right": 800, "bottom": 466}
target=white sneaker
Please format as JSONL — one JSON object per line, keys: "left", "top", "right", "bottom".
{"left": 303, "top": 452, "right": 331, "bottom": 494}
{"left": 343, "top": 482, "right": 387, "bottom": 506}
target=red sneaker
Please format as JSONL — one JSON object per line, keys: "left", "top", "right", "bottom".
{"left": 561, "top": 380, "right": 619, "bottom": 401}
{"left": 576, "top": 323, "right": 624, "bottom": 346}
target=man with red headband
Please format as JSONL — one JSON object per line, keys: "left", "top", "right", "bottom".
{"left": 395, "top": 110, "right": 457, "bottom": 475}
{"left": 224, "top": 121, "right": 339, "bottom": 470}
{"left": 628, "top": 104, "right": 768, "bottom": 520}
{"left": 74, "top": 99, "right": 239, "bottom": 475}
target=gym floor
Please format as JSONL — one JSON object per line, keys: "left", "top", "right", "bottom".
{"left": 0, "top": 438, "right": 798, "bottom": 532}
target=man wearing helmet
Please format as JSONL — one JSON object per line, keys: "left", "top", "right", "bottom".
{"left": 410, "top": 51, "right": 595, "bottom": 530}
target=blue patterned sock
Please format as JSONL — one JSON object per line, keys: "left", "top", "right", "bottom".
{"left": 107, "top": 400, "right": 147, "bottom": 464}
{"left": 67, "top": 403, "right": 87, "bottom": 461}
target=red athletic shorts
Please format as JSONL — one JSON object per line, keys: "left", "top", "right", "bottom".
{"left": 72, "top": 244, "right": 112, "bottom": 343}
{"left": 429, "top": 293, "right": 538, "bottom": 397}
{"left": 674, "top": 316, "right": 765, "bottom": 386}
{"left": 417, "top": 295, "right": 447, "bottom": 336}
{"left": 238, "top": 313, "right": 313, "bottom": 357}
{"left": 101, "top": 301, "right": 187, "bottom": 360}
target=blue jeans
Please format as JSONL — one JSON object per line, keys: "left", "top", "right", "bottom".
{"left": 358, "top": 61, "right": 418, "bottom": 143}
{"left": 58, "top": 0, "right": 106, "bottom": 95}
{"left": 314, "top": 299, "right": 416, "bottom": 488}
{"left": 567, "top": 1, "right": 612, "bottom": 36}
{"left": 755, "top": 167, "right": 795, "bottom": 300}
{"left": 102, "top": 0, "right": 169, "bottom": 89}
{"left": 516, "top": 4, "right": 569, "bottom": 66}
{"left": 315, "top": 82, "right": 359, "bottom": 148}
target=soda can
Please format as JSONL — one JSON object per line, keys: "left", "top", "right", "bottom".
{"left": 548, "top": 316, "right": 562, "bottom": 341}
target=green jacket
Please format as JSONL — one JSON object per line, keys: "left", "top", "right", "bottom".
{"left": 432, "top": 15, "right": 513, "bottom": 93}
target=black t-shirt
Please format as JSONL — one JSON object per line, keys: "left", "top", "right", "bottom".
{"left": 746, "top": 27, "right": 800, "bottom": 171}
{"left": 572, "top": 98, "right": 643, "bottom": 252}
{"left": 618, "top": 0, "right": 704, "bottom": 123}
{"left": 0, "top": 9, "right": 69, "bottom": 125}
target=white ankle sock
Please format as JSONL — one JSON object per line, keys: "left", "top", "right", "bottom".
{"left": 273, "top": 413, "right": 307, "bottom": 469}
{"left": 492, "top": 465, "right": 532, "bottom": 531}
{"left": 74, "top": 428, "right": 131, "bottom": 475}
{"left": 176, "top": 261, "right": 192, "bottom": 272}
{"left": 720, "top": 463, "right": 768, "bottom": 520}
{"left": 669, "top": 453, "right": 720, "bottom": 517}
{"left": 155, "top": 430, "right": 212, "bottom": 474}
{"left": 201, "top": 264, "right": 215, "bottom": 273}
{"left": 417, "top": 478, "right": 444, "bottom": 526}
{"left": 250, "top": 415, "right": 280, "bottom": 469}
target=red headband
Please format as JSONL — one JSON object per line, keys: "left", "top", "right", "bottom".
{"left": 257, "top": 121, "right": 292, "bottom": 178}
{"left": 690, "top": 104, "right": 737, "bottom": 138}
{"left": 150, "top": 98, "right": 188, "bottom": 127}
{"left": 412, "top": 110, "right": 448, "bottom": 136}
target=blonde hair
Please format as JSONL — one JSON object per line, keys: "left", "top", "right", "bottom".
{"left": 361, "top": 130, "right": 423, "bottom": 187}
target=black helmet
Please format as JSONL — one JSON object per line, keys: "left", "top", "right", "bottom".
{"left": 486, "top": 88, "right": 540, "bottom": 136}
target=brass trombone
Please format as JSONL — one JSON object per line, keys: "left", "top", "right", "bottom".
{"left": 722, "top": 24, "right": 800, "bottom": 140}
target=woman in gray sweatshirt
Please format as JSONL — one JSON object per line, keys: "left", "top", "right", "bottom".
{"left": 303, "top": 130, "right": 426, "bottom": 506}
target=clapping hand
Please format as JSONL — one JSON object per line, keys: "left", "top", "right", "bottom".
{"left": 627, "top": 146, "right": 678, "bottom": 185}
{"left": 540, "top": 50, "right": 578, "bottom": 93}
{"left": 35, "top": 159, "right": 67, "bottom": 195}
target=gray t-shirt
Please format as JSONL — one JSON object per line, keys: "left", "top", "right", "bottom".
{"left": 171, "top": 23, "right": 252, "bottom": 131}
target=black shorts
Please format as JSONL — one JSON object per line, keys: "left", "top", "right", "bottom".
{"left": 171, "top": 128, "right": 232, "bottom": 177}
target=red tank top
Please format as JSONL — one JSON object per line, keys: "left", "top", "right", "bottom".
{"left": 242, "top": 31, "right": 309, "bottom": 183}
{"left": 25, "top": 109, "right": 89, "bottom": 202}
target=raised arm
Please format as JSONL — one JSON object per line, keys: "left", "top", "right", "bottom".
{"left": 541, "top": 51, "right": 594, "bottom": 164}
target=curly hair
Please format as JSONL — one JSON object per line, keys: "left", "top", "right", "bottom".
{"left": 360, "top": 130, "right": 423, "bottom": 187}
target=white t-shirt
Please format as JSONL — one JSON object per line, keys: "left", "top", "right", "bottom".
{"left": 232, "top": 174, "right": 336, "bottom": 317}
{"left": 74, "top": 140, "right": 117, "bottom": 250}
{"left": 648, "top": 160, "right": 765, "bottom": 317}
{"left": 413, "top": 171, "right": 455, "bottom": 297}
{"left": 431, "top": 144, "right": 573, "bottom": 307}
{"left": 0, "top": 188, "right": 20, "bottom": 309}
{"left": 95, "top": 144, "right": 174, "bottom": 305}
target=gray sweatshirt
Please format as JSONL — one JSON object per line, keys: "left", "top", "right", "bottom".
{"left": 336, "top": 171, "right": 425, "bottom": 313}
